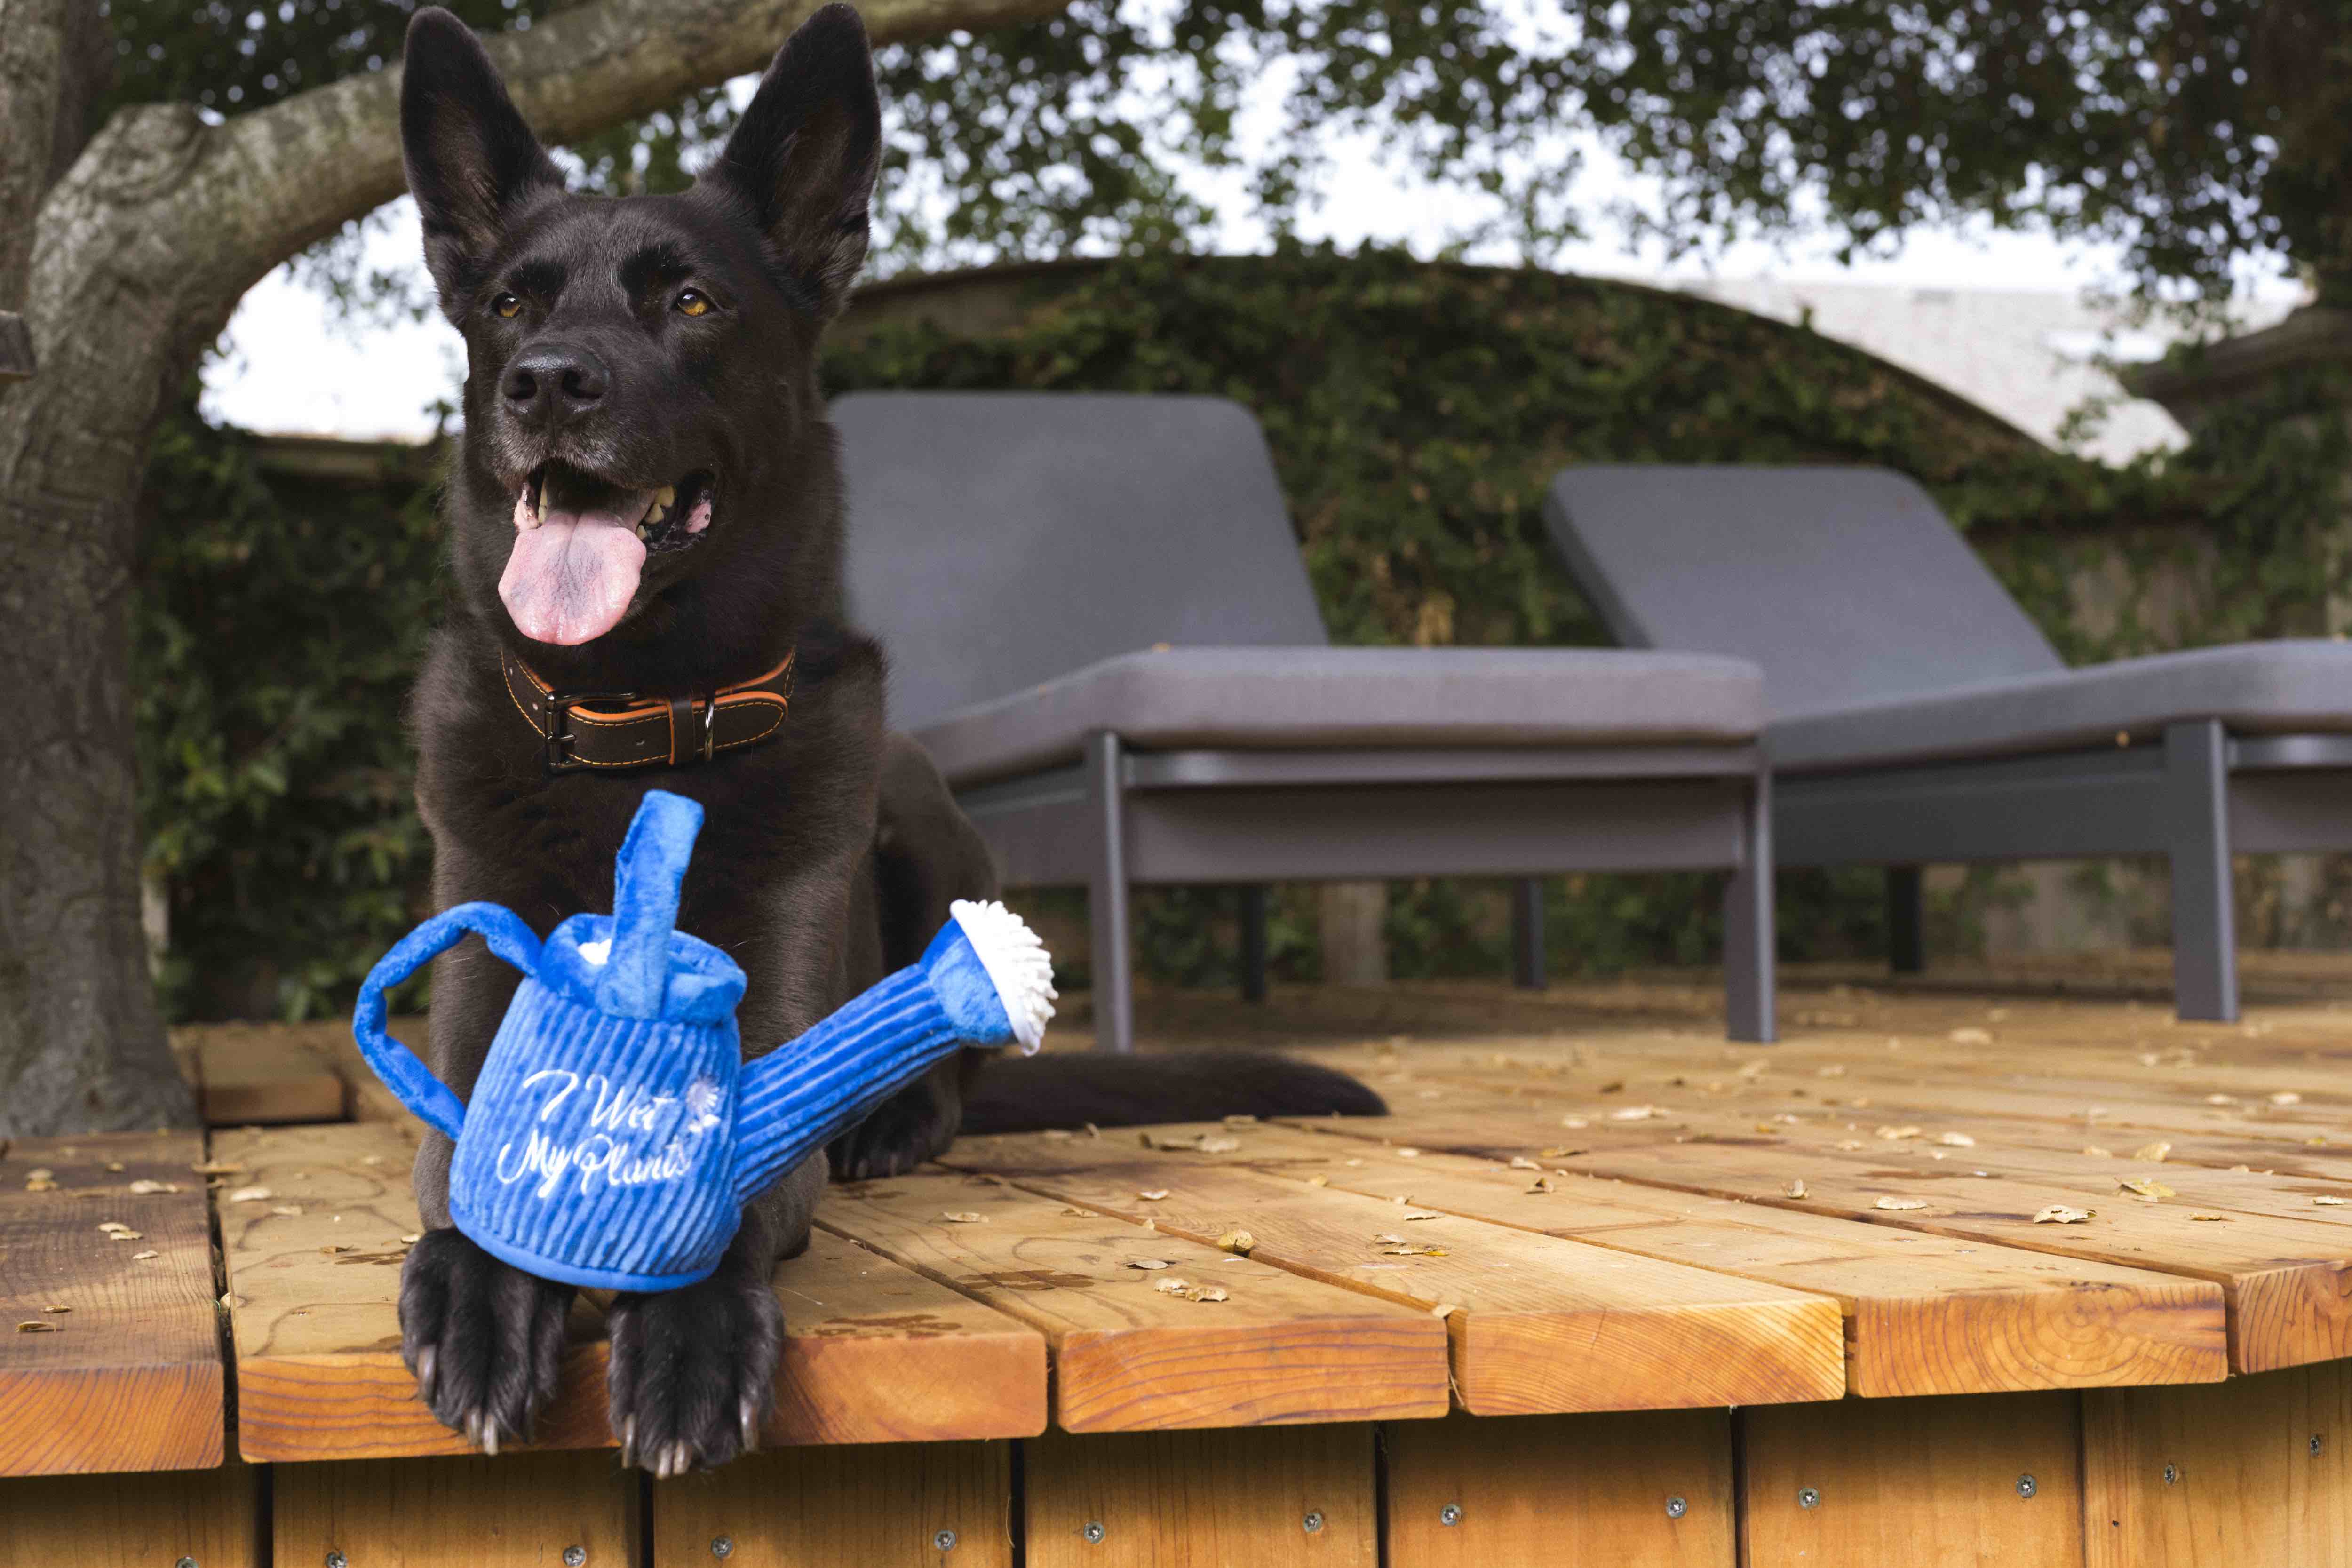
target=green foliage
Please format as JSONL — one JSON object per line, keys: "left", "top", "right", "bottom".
{"left": 135, "top": 251, "right": 2352, "bottom": 1014}
{"left": 134, "top": 398, "right": 442, "bottom": 1021}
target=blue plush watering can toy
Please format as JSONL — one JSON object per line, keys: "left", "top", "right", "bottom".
{"left": 351, "top": 789, "right": 1054, "bottom": 1292}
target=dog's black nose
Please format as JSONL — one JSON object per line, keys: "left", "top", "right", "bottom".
{"left": 502, "top": 343, "right": 609, "bottom": 423}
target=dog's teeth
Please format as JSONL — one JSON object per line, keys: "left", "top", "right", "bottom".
{"left": 655, "top": 485, "right": 676, "bottom": 508}
{"left": 637, "top": 521, "right": 655, "bottom": 542}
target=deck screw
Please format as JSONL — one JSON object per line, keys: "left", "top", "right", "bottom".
{"left": 326, "top": 1554, "right": 348, "bottom": 1568}
{"left": 2017, "top": 1474, "right": 2037, "bottom": 1500}
{"left": 1302, "top": 1511, "right": 1325, "bottom": 1533}
{"left": 2163, "top": 1465, "right": 2180, "bottom": 1486}
{"left": 1438, "top": 1503, "right": 1463, "bottom": 1526}
{"left": 935, "top": 1529, "right": 957, "bottom": 1552}
{"left": 563, "top": 1550, "right": 586, "bottom": 1567}
{"left": 711, "top": 1538, "right": 734, "bottom": 1560}
{"left": 1082, "top": 1521, "right": 1106, "bottom": 1544}
{"left": 1666, "top": 1496, "right": 1688, "bottom": 1519}
{"left": 2314, "top": 1435, "right": 2328, "bottom": 1457}
{"left": 177, "top": 1559, "right": 199, "bottom": 1568}
{"left": 1797, "top": 1487, "right": 1821, "bottom": 1510}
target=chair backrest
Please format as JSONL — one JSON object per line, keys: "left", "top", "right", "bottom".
{"left": 1542, "top": 465, "right": 2064, "bottom": 719}
{"left": 835, "top": 391, "right": 1331, "bottom": 729}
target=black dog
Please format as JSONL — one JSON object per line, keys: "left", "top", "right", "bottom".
{"left": 394, "top": 3, "right": 1382, "bottom": 1476}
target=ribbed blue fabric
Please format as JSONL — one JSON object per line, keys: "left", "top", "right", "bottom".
{"left": 350, "top": 789, "right": 1028, "bottom": 1293}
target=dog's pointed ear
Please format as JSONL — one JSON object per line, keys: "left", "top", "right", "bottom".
{"left": 401, "top": 7, "right": 563, "bottom": 315}
{"left": 705, "top": 4, "right": 881, "bottom": 320}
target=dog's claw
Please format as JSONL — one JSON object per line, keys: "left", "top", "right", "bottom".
{"left": 481, "top": 1418, "right": 500, "bottom": 1457}
{"left": 620, "top": 1415, "right": 637, "bottom": 1470}
{"left": 740, "top": 1398, "right": 760, "bottom": 1454}
{"left": 415, "top": 1345, "right": 438, "bottom": 1404}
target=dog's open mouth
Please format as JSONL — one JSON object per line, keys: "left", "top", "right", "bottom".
{"left": 499, "top": 462, "right": 715, "bottom": 645}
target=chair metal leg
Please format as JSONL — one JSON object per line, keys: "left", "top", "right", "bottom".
{"left": 2164, "top": 718, "right": 2239, "bottom": 1022}
{"left": 1510, "top": 877, "right": 1546, "bottom": 989}
{"left": 1724, "top": 772, "right": 1777, "bottom": 1043}
{"left": 1886, "top": 865, "right": 1924, "bottom": 974}
{"left": 1085, "top": 731, "right": 1135, "bottom": 1052}
{"left": 1238, "top": 885, "right": 1269, "bottom": 1003}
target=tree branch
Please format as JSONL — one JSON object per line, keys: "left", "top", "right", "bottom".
{"left": 182, "top": 0, "right": 1079, "bottom": 296}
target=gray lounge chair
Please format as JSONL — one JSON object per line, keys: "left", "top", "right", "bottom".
{"left": 1543, "top": 463, "right": 2352, "bottom": 1021}
{"left": 835, "top": 391, "right": 1779, "bottom": 1048}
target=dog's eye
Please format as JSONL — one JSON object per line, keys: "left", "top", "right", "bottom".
{"left": 492, "top": 293, "right": 521, "bottom": 320}
{"left": 675, "top": 290, "right": 713, "bottom": 318}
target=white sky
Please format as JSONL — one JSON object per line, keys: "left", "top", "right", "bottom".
{"left": 202, "top": 71, "right": 2304, "bottom": 446}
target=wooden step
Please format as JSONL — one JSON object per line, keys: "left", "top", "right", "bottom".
{"left": 0, "top": 1131, "right": 227, "bottom": 1474}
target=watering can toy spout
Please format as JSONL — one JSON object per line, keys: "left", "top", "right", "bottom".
{"left": 350, "top": 788, "right": 1054, "bottom": 1292}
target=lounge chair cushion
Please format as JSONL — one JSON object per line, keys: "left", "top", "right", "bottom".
{"left": 911, "top": 646, "right": 1766, "bottom": 788}
{"left": 1770, "top": 641, "right": 2352, "bottom": 772}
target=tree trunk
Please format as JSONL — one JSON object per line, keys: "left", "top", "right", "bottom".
{"left": 0, "top": 0, "right": 1072, "bottom": 1136}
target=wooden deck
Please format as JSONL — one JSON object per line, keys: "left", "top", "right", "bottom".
{"left": 13, "top": 972, "right": 2352, "bottom": 1563}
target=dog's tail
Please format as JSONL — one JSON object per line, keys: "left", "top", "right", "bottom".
{"left": 960, "top": 1051, "right": 1386, "bottom": 1133}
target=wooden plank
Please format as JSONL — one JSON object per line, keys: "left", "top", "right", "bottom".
{"left": 1385, "top": 1410, "right": 1734, "bottom": 1568}
{"left": 189, "top": 1022, "right": 348, "bottom": 1125}
{"left": 768, "top": 1227, "right": 1046, "bottom": 1444}
{"left": 220, "top": 1124, "right": 1052, "bottom": 1460}
{"left": 0, "top": 1459, "right": 260, "bottom": 1567}
{"left": 1742, "top": 1392, "right": 2085, "bottom": 1568}
{"left": 1223, "top": 1123, "right": 2223, "bottom": 1396}
{"left": 0, "top": 1131, "right": 226, "bottom": 1474}
{"left": 652, "top": 1440, "right": 1011, "bottom": 1566}
{"left": 273, "top": 1449, "right": 638, "bottom": 1567}
{"left": 1290, "top": 1092, "right": 2352, "bottom": 1375}
{"left": 1023, "top": 1422, "right": 1376, "bottom": 1568}
{"left": 2084, "top": 1363, "right": 2352, "bottom": 1568}
{"left": 819, "top": 1170, "right": 1449, "bottom": 1431}
{"left": 942, "top": 1129, "right": 1846, "bottom": 1415}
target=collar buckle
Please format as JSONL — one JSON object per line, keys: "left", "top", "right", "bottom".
{"left": 543, "top": 687, "right": 642, "bottom": 775}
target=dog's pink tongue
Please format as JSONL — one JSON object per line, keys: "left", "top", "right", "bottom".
{"left": 499, "top": 502, "right": 647, "bottom": 646}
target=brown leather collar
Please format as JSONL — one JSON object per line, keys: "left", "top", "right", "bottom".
{"left": 502, "top": 648, "right": 795, "bottom": 774}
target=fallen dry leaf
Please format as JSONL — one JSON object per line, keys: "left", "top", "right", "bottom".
{"left": 2206, "top": 1094, "right": 2237, "bottom": 1106}
{"left": 1396, "top": 1147, "right": 1422, "bottom": 1158}
{"left": 1560, "top": 1115, "right": 1590, "bottom": 1129}
{"left": 1307, "top": 1175, "right": 1330, "bottom": 1187}
{"left": 270, "top": 1205, "right": 303, "bottom": 1217}
{"left": 23, "top": 1176, "right": 55, "bottom": 1192}
{"left": 40, "top": 1305, "right": 68, "bottom": 1315}
{"left": 2034, "top": 1205, "right": 2093, "bottom": 1224}
{"left": 226, "top": 1186, "right": 273, "bottom": 1204}
{"left": 1526, "top": 1175, "right": 1560, "bottom": 1194}
{"left": 127, "top": 1179, "right": 180, "bottom": 1194}
{"left": 1042, "top": 1129, "right": 1075, "bottom": 1141}
{"left": 1948, "top": 1027, "right": 1993, "bottom": 1045}
{"left": 131, "top": 1250, "right": 159, "bottom": 1260}
{"left": 399, "top": 1233, "right": 421, "bottom": 1244}
{"left": 1873, "top": 1196, "right": 1929, "bottom": 1210}
{"left": 104, "top": 1162, "right": 124, "bottom": 1173}
{"left": 1224, "top": 1114, "right": 1259, "bottom": 1127}
{"left": 1937, "top": 1132, "right": 1976, "bottom": 1148}
{"left": 1198, "top": 1136, "right": 1242, "bottom": 1154}
{"left": 940, "top": 1211, "right": 985, "bottom": 1224}
{"left": 1138, "top": 1189, "right": 1169, "bottom": 1202}
{"left": 2190, "top": 1213, "right": 2232, "bottom": 1222}
{"left": 1126, "top": 1258, "right": 1173, "bottom": 1270}
{"left": 1217, "top": 1229, "right": 1256, "bottom": 1256}
{"left": 2270, "top": 1092, "right": 2304, "bottom": 1107}
{"left": 2314, "top": 1196, "right": 2350, "bottom": 1207}
{"left": 1508, "top": 1156, "right": 1540, "bottom": 1170}
{"left": 1836, "top": 1139, "right": 1865, "bottom": 1151}
{"left": 25, "top": 1167, "right": 53, "bottom": 1181}
{"left": 319, "top": 1245, "right": 352, "bottom": 1255}
{"left": 16, "top": 1321, "right": 58, "bottom": 1333}
{"left": 2132, "top": 1142, "right": 2173, "bottom": 1162}
{"left": 2083, "top": 1146, "right": 2114, "bottom": 1158}
{"left": 1876, "top": 1125, "right": 1923, "bottom": 1141}
{"left": 1783, "top": 1179, "right": 1808, "bottom": 1198}
{"left": 1430, "top": 1302, "right": 1463, "bottom": 1320}
{"left": 1609, "top": 1106, "right": 1661, "bottom": 1122}
{"left": 2119, "top": 1178, "right": 2175, "bottom": 1201}
{"left": 1382, "top": 1245, "right": 1447, "bottom": 1257}
{"left": 1817, "top": 1064, "right": 1847, "bottom": 1078}
{"left": 190, "top": 1161, "right": 244, "bottom": 1176}
{"left": 1403, "top": 1211, "right": 1442, "bottom": 1221}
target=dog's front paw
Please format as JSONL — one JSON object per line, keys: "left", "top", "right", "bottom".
{"left": 399, "top": 1227, "right": 576, "bottom": 1452}
{"left": 827, "top": 1068, "right": 959, "bottom": 1180}
{"left": 606, "top": 1257, "right": 783, "bottom": 1476}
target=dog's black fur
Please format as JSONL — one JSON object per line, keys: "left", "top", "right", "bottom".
{"left": 394, "top": 3, "right": 1382, "bottom": 1476}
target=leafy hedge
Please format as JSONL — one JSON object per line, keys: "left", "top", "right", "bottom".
{"left": 136, "top": 250, "right": 2344, "bottom": 1018}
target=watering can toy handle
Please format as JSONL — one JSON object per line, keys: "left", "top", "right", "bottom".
{"left": 351, "top": 901, "right": 544, "bottom": 1141}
